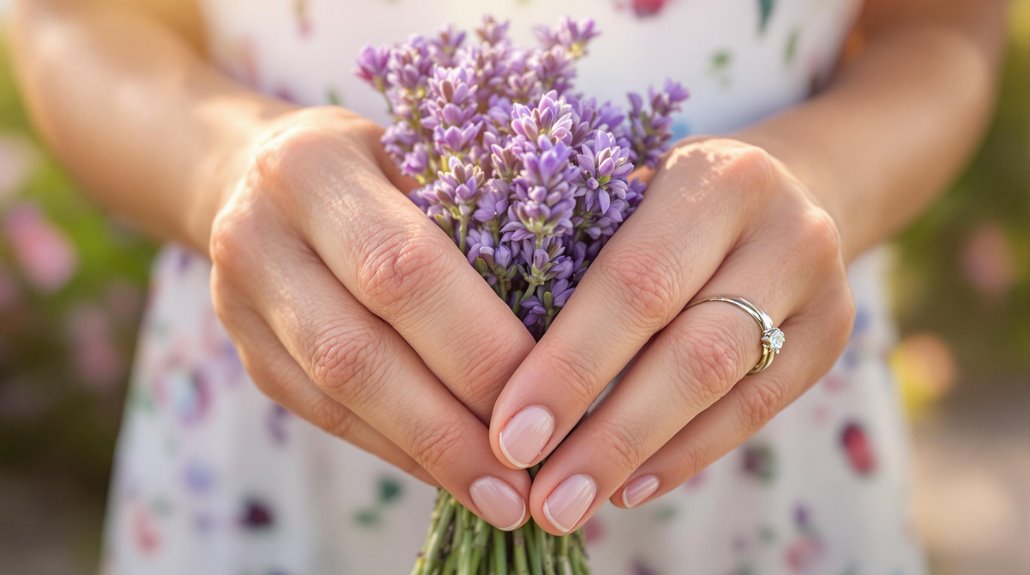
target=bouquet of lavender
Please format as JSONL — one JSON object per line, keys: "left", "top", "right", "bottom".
{"left": 357, "top": 16, "right": 687, "bottom": 574}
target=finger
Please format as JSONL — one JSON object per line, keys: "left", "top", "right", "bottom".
{"left": 261, "top": 130, "right": 534, "bottom": 421}
{"left": 211, "top": 278, "right": 435, "bottom": 485}
{"left": 233, "top": 243, "right": 531, "bottom": 531}
{"left": 489, "top": 144, "right": 768, "bottom": 469}
{"left": 611, "top": 295, "right": 853, "bottom": 510}
{"left": 524, "top": 234, "right": 826, "bottom": 534}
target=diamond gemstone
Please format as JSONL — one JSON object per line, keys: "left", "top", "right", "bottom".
{"left": 763, "top": 328, "right": 785, "bottom": 353}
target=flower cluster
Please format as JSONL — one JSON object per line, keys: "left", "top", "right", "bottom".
{"left": 357, "top": 17, "right": 687, "bottom": 339}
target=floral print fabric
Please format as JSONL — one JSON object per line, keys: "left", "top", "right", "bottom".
{"left": 102, "top": 1, "right": 926, "bottom": 574}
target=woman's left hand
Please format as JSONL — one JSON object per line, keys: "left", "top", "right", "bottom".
{"left": 488, "top": 137, "right": 857, "bottom": 535}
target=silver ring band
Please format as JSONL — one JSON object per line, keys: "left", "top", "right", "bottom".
{"left": 685, "top": 296, "right": 785, "bottom": 375}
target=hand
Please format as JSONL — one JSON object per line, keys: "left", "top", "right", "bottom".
{"left": 487, "top": 137, "right": 856, "bottom": 534}
{"left": 209, "top": 107, "right": 535, "bottom": 531}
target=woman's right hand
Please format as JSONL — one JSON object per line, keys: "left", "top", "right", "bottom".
{"left": 208, "top": 107, "right": 535, "bottom": 531}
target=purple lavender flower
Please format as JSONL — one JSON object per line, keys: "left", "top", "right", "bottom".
{"left": 535, "top": 16, "right": 599, "bottom": 58}
{"left": 355, "top": 45, "right": 392, "bottom": 92}
{"left": 623, "top": 79, "right": 690, "bottom": 168}
{"left": 510, "top": 91, "right": 574, "bottom": 145}
{"left": 358, "top": 15, "right": 688, "bottom": 339}
{"left": 576, "top": 131, "right": 634, "bottom": 215}
{"left": 430, "top": 25, "right": 467, "bottom": 66}
{"left": 475, "top": 16, "right": 511, "bottom": 46}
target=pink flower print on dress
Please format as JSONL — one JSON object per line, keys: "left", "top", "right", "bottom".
{"left": 615, "top": 0, "right": 672, "bottom": 18}
{"left": 131, "top": 503, "right": 161, "bottom": 555}
{"left": 841, "top": 420, "right": 877, "bottom": 476}
{"left": 785, "top": 534, "right": 825, "bottom": 574}
{"left": 239, "top": 497, "right": 275, "bottom": 530}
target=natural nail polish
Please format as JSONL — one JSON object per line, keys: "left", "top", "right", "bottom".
{"left": 499, "top": 405, "right": 555, "bottom": 468}
{"left": 469, "top": 476, "right": 526, "bottom": 531}
{"left": 543, "top": 474, "right": 596, "bottom": 533}
{"left": 621, "top": 475, "right": 659, "bottom": 508}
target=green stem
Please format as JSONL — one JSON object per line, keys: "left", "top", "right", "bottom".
{"left": 458, "top": 509, "right": 474, "bottom": 574}
{"left": 570, "top": 531, "right": 589, "bottom": 575}
{"left": 458, "top": 216, "right": 469, "bottom": 253}
{"left": 413, "top": 490, "right": 453, "bottom": 575}
{"left": 442, "top": 503, "right": 466, "bottom": 575}
{"left": 525, "top": 522, "right": 543, "bottom": 575}
{"left": 468, "top": 515, "right": 488, "bottom": 574}
{"left": 511, "top": 281, "right": 540, "bottom": 316}
{"left": 513, "top": 527, "right": 531, "bottom": 575}
{"left": 491, "top": 528, "right": 507, "bottom": 575}
{"left": 535, "top": 524, "right": 554, "bottom": 575}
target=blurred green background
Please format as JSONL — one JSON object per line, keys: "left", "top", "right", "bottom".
{"left": 0, "top": 3, "right": 1026, "bottom": 574}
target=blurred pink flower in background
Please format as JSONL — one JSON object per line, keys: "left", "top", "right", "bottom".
{"left": 0, "top": 134, "right": 39, "bottom": 204}
{"left": 3, "top": 202, "right": 78, "bottom": 292}
{"left": 960, "top": 221, "right": 1016, "bottom": 299}
{"left": 67, "top": 304, "right": 124, "bottom": 391}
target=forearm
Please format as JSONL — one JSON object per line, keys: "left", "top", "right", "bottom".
{"left": 11, "top": 0, "right": 295, "bottom": 254}
{"left": 733, "top": 0, "right": 1006, "bottom": 262}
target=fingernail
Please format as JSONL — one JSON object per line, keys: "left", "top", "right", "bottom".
{"left": 499, "top": 405, "right": 555, "bottom": 468}
{"left": 621, "top": 475, "right": 659, "bottom": 508}
{"left": 543, "top": 474, "right": 596, "bottom": 533}
{"left": 469, "top": 476, "right": 526, "bottom": 531}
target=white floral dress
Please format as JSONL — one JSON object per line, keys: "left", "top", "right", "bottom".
{"left": 102, "top": 1, "right": 927, "bottom": 574}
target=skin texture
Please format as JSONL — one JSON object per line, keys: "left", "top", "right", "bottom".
{"left": 12, "top": 0, "right": 1006, "bottom": 534}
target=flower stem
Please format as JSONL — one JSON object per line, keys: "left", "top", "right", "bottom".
{"left": 513, "top": 527, "right": 531, "bottom": 575}
{"left": 491, "top": 528, "right": 507, "bottom": 574}
{"left": 525, "top": 522, "right": 543, "bottom": 575}
{"left": 538, "top": 524, "right": 556, "bottom": 575}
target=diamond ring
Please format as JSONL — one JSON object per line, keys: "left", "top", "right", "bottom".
{"left": 685, "top": 296, "right": 785, "bottom": 375}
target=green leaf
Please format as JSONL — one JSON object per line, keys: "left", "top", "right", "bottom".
{"left": 784, "top": 27, "right": 800, "bottom": 65}
{"left": 352, "top": 508, "right": 380, "bottom": 527}
{"left": 757, "top": 0, "right": 776, "bottom": 34}
{"left": 326, "top": 87, "right": 343, "bottom": 106}
{"left": 710, "top": 49, "right": 733, "bottom": 70}
{"left": 377, "top": 476, "right": 403, "bottom": 504}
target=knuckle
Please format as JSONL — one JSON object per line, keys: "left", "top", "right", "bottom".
{"left": 250, "top": 124, "right": 330, "bottom": 187}
{"left": 543, "top": 342, "right": 605, "bottom": 408}
{"left": 240, "top": 355, "right": 279, "bottom": 399}
{"left": 737, "top": 379, "right": 786, "bottom": 431}
{"left": 209, "top": 200, "right": 262, "bottom": 277}
{"left": 592, "top": 423, "right": 648, "bottom": 472}
{"left": 311, "top": 396, "right": 358, "bottom": 439}
{"left": 796, "top": 208, "right": 844, "bottom": 269}
{"left": 307, "top": 324, "right": 386, "bottom": 404}
{"left": 719, "top": 144, "right": 778, "bottom": 199}
{"left": 407, "top": 419, "right": 467, "bottom": 473}
{"left": 673, "top": 434, "right": 711, "bottom": 481}
{"left": 355, "top": 227, "right": 448, "bottom": 317}
{"left": 673, "top": 322, "right": 745, "bottom": 403}
{"left": 447, "top": 330, "right": 520, "bottom": 412}
{"left": 209, "top": 271, "right": 238, "bottom": 327}
{"left": 598, "top": 248, "right": 681, "bottom": 331}
{"left": 454, "top": 328, "right": 511, "bottom": 382}
{"left": 830, "top": 289, "right": 858, "bottom": 352}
